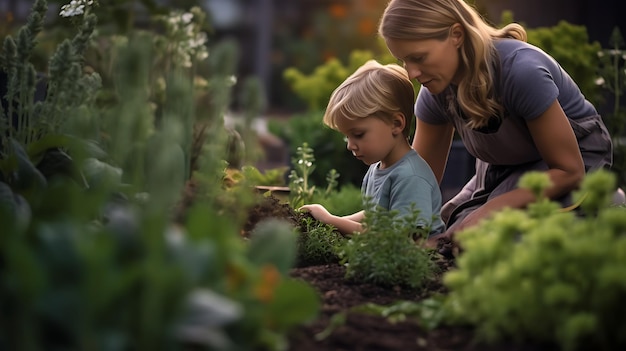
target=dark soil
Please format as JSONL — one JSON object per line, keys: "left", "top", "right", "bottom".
{"left": 241, "top": 195, "right": 553, "bottom": 351}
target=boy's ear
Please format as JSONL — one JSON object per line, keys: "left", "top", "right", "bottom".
{"left": 392, "top": 112, "right": 406, "bottom": 134}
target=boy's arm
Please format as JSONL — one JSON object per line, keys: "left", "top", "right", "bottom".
{"left": 299, "top": 205, "right": 364, "bottom": 235}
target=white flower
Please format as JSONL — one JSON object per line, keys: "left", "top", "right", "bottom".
{"left": 182, "top": 12, "right": 193, "bottom": 24}
{"left": 59, "top": 0, "right": 95, "bottom": 17}
{"left": 595, "top": 77, "right": 605, "bottom": 86}
{"left": 159, "top": 8, "right": 210, "bottom": 68}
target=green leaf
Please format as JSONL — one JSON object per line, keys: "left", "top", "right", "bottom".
{"left": 266, "top": 279, "right": 320, "bottom": 330}
{"left": 247, "top": 218, "right": 297, "bottom": 274}
{"left": 9, "top": 138, "right": 47, "bottom": 203}
{"left": 82, "top": 157, "right": 123, "bottom": 187}
{"left": 0, "top": 181, "right": 17, "bottom": 217}
{"left": 27, "top": 134, "right": 107, "bottom": 161}
{"left": 35, "top": 148, "right": 75, "bottom": 180}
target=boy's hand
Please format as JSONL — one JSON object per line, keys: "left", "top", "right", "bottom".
{"left": 298, "top": 204, "right": 331, "bottom": 223}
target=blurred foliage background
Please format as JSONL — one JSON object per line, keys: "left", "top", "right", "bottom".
{"left": 1, "top": 0, "right": 624, "bottom": 190}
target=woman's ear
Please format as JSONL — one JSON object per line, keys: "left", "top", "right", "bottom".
{"left": 450, "top": 23, "right": 464, "bottom": 48}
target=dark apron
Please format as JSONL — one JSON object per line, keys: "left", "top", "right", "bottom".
{"left": 442, "top": 113, "right": 613, "bottom": 230}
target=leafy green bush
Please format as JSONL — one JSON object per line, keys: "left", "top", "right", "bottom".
{"left": 443, "top": 170, "right": 626, "bottom": 351}
{"left": 282, "top": 50, "right": 381, "bottom": 111}
{"left": 338, "top": 203, "right": 436, "bottom": 289}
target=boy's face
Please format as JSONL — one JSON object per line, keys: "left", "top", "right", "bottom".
{"left": 336, "top": 115, "right": 405, "bottom": 168}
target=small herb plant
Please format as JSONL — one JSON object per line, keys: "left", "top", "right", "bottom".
{"left": 338, "top": 201, "right": 436, "bottom": 289}
{"left": 443, "top": 169, "right": 626, "bottom": 351}
{"left": 296, "top": 214, "right": 347, "bottom": 267}
{"left": 288, "top": 141, "right": 339, "bottom": 208}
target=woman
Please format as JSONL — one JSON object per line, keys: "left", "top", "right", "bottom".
{"left": 378, "top": 0, "right": 615, "bottom": 245}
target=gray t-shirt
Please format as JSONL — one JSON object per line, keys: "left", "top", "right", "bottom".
{"left": 362, "top": 150, "right": 445, "bottom": 235}
{"left": 415, "top": 38, "right": 601, "bottom": 166}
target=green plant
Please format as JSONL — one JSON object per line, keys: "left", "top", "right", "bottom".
{"left": 295, "top": 215, "right": 347, "bottom": 267}
{"left": 241, "top": 164, "right": 289, "bottom": 187}
{"left": 351, "top": 296, "right": 447, "bottom": 331}
{"left": 282, "top": 49, "right": 400, "bottom": 112}
{"left": 443, "top": 169, "right": 626, "bottom": 351}
{"left": 288, "top": 142, "right": 340, "bottom": 209}
{"left": 230, "top": 218, "right": 321, "bottom": 350}
{"left": 0, "top": 2, "right": 320, "bottom": 350}
{"left": 338, "top": 202, "right": 436, "bottom": 289}
{"left": 288, "top": 142, "right": 316, "bottom": 208}
{"left": 315, "top": 295, "right": 447, "bottom": 341}
{"left": 0, "top": 0, "right": 106, "bottom": 219}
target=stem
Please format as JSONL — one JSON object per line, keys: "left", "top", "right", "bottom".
{"left": 613, "top": 48, "right": 620, "bottom": 116}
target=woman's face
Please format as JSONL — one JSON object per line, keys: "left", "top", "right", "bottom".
{"left": 385, "top": 31, "right": 462, "bottom": 94}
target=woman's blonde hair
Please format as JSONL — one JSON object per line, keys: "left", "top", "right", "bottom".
{"left": 378, "top": 0, "right": 526, "bottom": 129}
{"left": 323, "top": 60, "right": 415, "bottom": 138}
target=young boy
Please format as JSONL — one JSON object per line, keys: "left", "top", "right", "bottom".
{"left": 299, "top": 60, "right": 445, "bottom": 236}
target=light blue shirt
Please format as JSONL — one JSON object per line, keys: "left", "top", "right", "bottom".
{"left": 361, "top": 150, "right": 445, "bottom": 235}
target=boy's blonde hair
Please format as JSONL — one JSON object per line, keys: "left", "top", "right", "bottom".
{"left": 379, "top": 0, "right": 527, "bottom": 129}
{"left": 323, "top": 60, "right": 415, "bottom": 139}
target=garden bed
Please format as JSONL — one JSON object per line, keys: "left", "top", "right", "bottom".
{"left": 243, "top": 195, "right": 554, "bottom": 351}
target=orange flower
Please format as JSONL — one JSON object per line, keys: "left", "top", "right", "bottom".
{"left": 254, "top": 264, "right": 281, "bottom": 303}
{"left": 322, "top": 50, "right": 336, "bottom": 62}
{"left": 358, "top": 17, "right": 375, "bottom": 36}
{"left": 328, "top": 4, "right": 348, "bottom": 19}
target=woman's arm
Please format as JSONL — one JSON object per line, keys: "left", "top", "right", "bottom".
{"left": 412, "top": 119, "right": 455, "bottom": 183}
{"left": 449, "top": 100, "right": 585, "bottom": 233}
{"left": 299, "top": 205, "right": 365, "bottom": 235}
